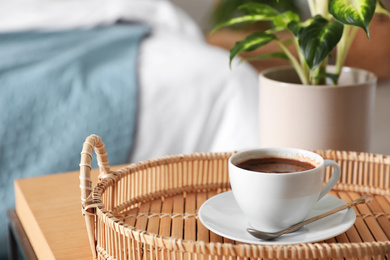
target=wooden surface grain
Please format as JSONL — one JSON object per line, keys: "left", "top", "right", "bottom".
{"left": 15, "top": 165, "right": 124, "bottom": 260}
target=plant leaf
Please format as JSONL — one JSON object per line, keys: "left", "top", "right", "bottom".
{"left": 287, "top": 20, "right": 302, "bottom": 36}
{"left": 273, "top": 10, "right": 300, "bottom": 28}
{"left": 376, "top": 0, "right": 390, "bottom": 16}
{"left": 211, "top": 14, "right": 275, "bottom": 33}
{"left": 238, "top": 3, "right": 279, "bottom": 16}
{"left": 325, "top": 73, "right": 340, "bottom": 85}
{"left": 242, "top": 52, "right": 289, "bottom": 62}
{"left": 229, "top": 32, "right": 277, "bottom": 66}
{"left": 314, "top": 71, "right": 340, "bottom": 85}
{"left": 297, "top": 15, "right": 343, "bottom": 70}
{"left": 329, "top": 0, "right": 376, "bottom": 38}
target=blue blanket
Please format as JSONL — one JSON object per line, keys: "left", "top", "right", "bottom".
{"left": 0, "top": 24, "right": 150, "bottom": 258}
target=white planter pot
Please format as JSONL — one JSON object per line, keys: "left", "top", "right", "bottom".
{"left": 259, "top": 66, "right": 377, "bottom": 152}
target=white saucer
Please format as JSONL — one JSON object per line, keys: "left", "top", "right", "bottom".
{"left": 199, "top": 191, "right": 356, "bottom": 245}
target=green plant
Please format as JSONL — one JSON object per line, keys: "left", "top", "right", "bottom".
{"left": 210, "top": 0, "right": 300, "bottom": 31}
{"left": 213, "top": 0, "right": 390, "bottom": 85}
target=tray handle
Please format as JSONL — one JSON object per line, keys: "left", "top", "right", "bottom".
{"left": 79, "top": 134, "right": 110, "bottom": 259}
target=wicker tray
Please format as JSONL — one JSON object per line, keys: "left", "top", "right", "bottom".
{"left": 80, "top": 135, "right": 390, "bottom": 259}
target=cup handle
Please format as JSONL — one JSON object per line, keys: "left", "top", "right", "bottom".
{"left": 318, "top": 159, "right": 341, "bottom": 201}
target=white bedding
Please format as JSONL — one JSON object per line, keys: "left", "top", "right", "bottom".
{"left": 1, "top": 0, "right": 260, "bottom": 163}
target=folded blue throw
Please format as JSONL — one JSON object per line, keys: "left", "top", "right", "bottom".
{"left": 0, "top": 24, "right": 150, "bottom": 258}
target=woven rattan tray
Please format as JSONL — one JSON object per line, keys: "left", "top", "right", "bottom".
{"left": 80, "top": 135, "right": 390, "bottom": 259}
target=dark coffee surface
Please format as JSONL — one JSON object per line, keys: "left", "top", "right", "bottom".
{"left": 236, "top": 157, "right": 316, "bottom": 173}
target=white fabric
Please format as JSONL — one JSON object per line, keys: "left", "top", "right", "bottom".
{"left": 0, "top": 0, "right": 203, "bottom": 40}
{"left": 1, "top": 0, "right": 260, "bottom": 163}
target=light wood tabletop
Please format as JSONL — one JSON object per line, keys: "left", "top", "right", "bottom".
{"left": 14, "top": 165, "right": 125, "bottom": 260}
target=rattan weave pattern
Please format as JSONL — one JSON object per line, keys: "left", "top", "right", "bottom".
{"left": 80, "top": 135, "right": 390, "bottom": 259}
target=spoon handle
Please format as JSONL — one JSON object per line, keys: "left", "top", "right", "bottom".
{"left": 281, "top": 193, "right": 373, "bottom": 235}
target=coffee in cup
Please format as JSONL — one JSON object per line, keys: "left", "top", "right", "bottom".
{"left": 236, "top": 157, "right": 316, "bottom": 173}
{"left": 229, "top": 148, "right": 341, "bottom": 232}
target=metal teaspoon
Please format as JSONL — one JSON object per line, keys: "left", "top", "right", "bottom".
{"left": 246, "top": 193, "right": 373, "bottom": 240}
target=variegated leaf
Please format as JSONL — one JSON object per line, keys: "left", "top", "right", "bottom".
{"left": 376, "top": 0, "right": 390, "bottom": 16}
{"left": 297, "top": 16, "right": 343, "bottom": 70}
{"left": 238, "top": 3, "right": 279, "bottom": 16}
{"left": 212, "top": 14, "right": 275, "bottom": 33}
{"left": 329, "top": 0, "right": 376, "bottom": 37}
{"left": 273, "top": 10, "right": 300, "bottom": 28}
{"left": 242, "top": 52, "right": 289, "bottom": 62}
{"left": 229, "top": 32, "right": 277, "bottom": 66}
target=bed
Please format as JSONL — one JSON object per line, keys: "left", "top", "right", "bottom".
{"left": 0, "top": 0, "right": 259, "bottom": 258}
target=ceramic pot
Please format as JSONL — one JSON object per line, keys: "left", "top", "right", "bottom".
{"left": 259, "top": 66, "right": 377, "bottom": 152}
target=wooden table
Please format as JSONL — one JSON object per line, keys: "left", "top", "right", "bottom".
{"left": 14, "top": 165, "right": 124, "bottom": 260}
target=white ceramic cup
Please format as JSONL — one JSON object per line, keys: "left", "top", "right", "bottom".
{"left": 229, "top": 148, "right": 341, "bottom": 232}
